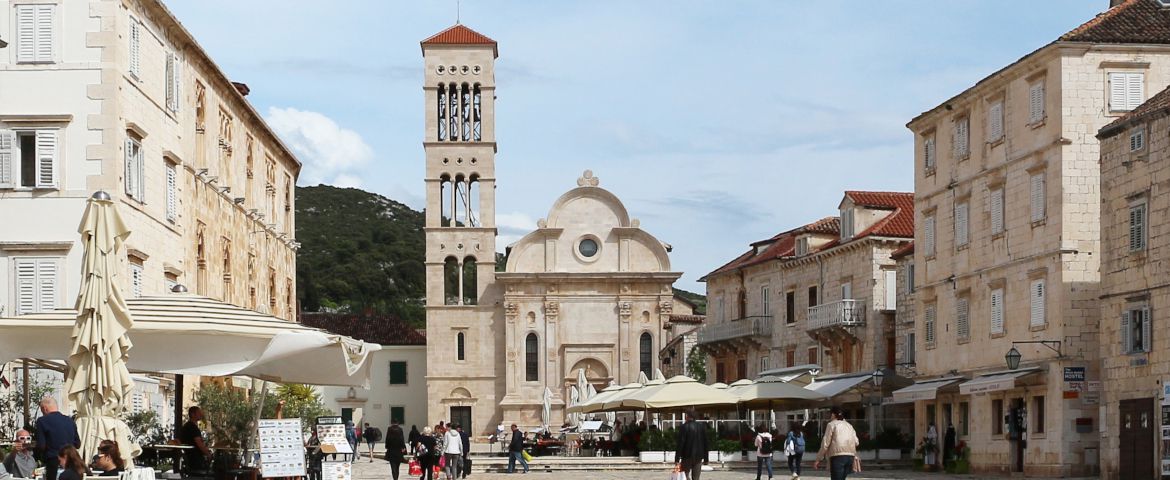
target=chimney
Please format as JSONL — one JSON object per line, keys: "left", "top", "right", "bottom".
{"left": 232, "top": 81, "right": 250, "bottom": 96}
{"left": 1109, "top": 0, "right": 1126, "bottom": 7}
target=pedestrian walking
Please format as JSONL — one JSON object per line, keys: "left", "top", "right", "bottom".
{"left": 345, "top": 421, "right": 358, "bottom": 462}
{"left": 673, "top": 410, "right": 708, "bottom": 480}
{"left": 754, "top": 424, "right": 774, "bottom": 480}
{"left": 364, "top": 423, "right": 380, "bottom": 462}
{"left": 506, "top": 424, "right": 528, "bottom": 474}
{"left": 409, "top": 425, "right": 421, "bottom": 456}
{"left": 386, "top": 422, "right": 407, "bottom": 480}
{"left": 442, "top": 424, "right": 463, "bottom": 480}
{"left": 457, "top": 425, "right": 471, "bottom": 478}
{"left": 783, "top": 424, "right": 806, "bottom": 479}
{"left": 417, "top": 427, "right": 438, "bottom": 480}
{"left": 813, "top": 407, "right": 860, "bottom": 480}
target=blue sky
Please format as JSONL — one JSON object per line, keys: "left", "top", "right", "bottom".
{"left": 168, "top": 0, "right": 1105, "bottom": 293}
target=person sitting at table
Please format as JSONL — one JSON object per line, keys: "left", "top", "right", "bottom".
{"left": 179, "top": 406, "right": 211, "bottom": 474}
{"left": 4, "top": 429, "right": 36, "bottom": 478}
{"left": 91, "top": 440, "right": 125, "bottom": 476}
{"left": 56, "top": 446, "right": 88, "bottom": 480}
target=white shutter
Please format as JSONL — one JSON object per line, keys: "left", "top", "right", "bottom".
{"left": 35, "top": 130, "right": 56, "bottom": 188}
{"left": 988, "top": 102, "right": 1004, "bottom": 141}
{"left": 34, "top": 5, "right": 53, "bottom": 63}
{"left": 991, "top": 288, "right": 1004, "bottom": 334}
{"left": 956, "top": 297, "right": 970, "bottom": 339}
{"left": 1110, "top": 73, "right": 1128, "bottom": 111}
{"left": 129, "top": 262, "right": 143, "bottom": 298}
{"left": 1142, "top": 307, "right": 1152, "bottom": 353}
{"left": 924, "top": 215, "right": 936, "bottom": 255}
{"left": 37, "top": 260, "right": 56, "bottom": 311}
{"left": 129, "top": 19, "right": 141, "bottom": 78}
{"left": 924, "top": 136, "right": 935, "bottom": 169}
{"left": 953, "top": 117, "right": 969, "bottom": 157}
{"left": 0, "top": 130, "right": 14, "bottom": 188}
{"left": 1030, "top": 173, "right": 1045, "bottom": 222}
{"left": 1127, "top": 73, "right": 1144, "bottom": 111}
{"left": 1121, "top": 310, "right": 1132, "bottom": 354}
{"left": 1130, "top": 130, "right": 1145, "bottom": 152}
{"left": 125, "top": 138, "right": 137, "bottom": 198}
{"left": 165, "top": 54, "right": 175, "bottom": 111}
{"left": 924, "top": 305, "right": 936, "bottom": 344}
{"left": 136, "top": 146, "right": 145, "bottom": 200}
{"left": 841, "top": 282, "right": 852, "bottom": 300}
{"left": 1130, "top": 204, "right": 1146, "bottom": 251}
{"left": 955, "top": 202, "right": 969, "bottom": 246}
{"left": 166, "top": 162, "right": 177, "bottom": 222}
{"left": 16, "top": 5, "right": 36, "bottom": 63}
{"left": 991, "top": 188, "right": 1005, "bottom": 234}
{"left": 15, "top": 259, "right": 37, "bottom": 315}
{"left": 885, "top": 270, "right": 897, "bottom": 309}
{"left": 1030, "top": 279, "right": 1045, "bottom": 327}
{"left": 1029, "top": 81, "right": 1045, "bottom": 124}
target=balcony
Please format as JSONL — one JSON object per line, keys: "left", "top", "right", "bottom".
{"left": 807, "top": 299, "right": 866, "bottom": 346}
{"left": 696, "top": 315, "right": 772, "bottom": 354}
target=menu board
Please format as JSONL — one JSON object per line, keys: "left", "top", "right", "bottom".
{"left": 258, "top": 418, "right": 306, "bottom": 478}
{"left": 321, "top": 462, "right": 351, "bottom": 480}
{"left": 316, "top": 416, "right": 353, "bottom": 454}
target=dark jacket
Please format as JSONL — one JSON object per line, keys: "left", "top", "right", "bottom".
{"left": 34, "top": 412, "right": 80, "bottom": 461}
{"left": 508, "top": 430, "right": 525, "bottom": 453}
{"left": 417, "top": 436, "right": 438, "bottom": 467}
{"left": 385, "top": 426, "right": 406, "bottom": 462}
{"left": 459, "top": 431, "right": 470, "bottom": 457}
{"left": 675, "top": 420, "right": 709, "bottom": 462}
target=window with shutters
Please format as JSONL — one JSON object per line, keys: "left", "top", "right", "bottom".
{"left": 15, "top": 4, "right": 54, "bottom": 64}
{"left": 990, "top": 187, "right": 1005, "bottom": 235}
{"left": 1129, "top": 128, "right": 1145, "bottom": 152}
{"left": 761, "top": 286, "right": 770, "bottom": 316}
{"left": 129, "top": 17, "right": 141, "bottom": 79}
{"left": 808, "top": 347, "right": 819, "bottom": 366}
{"left": 954, "top": 202, "right": 969, "bottom": 247}
{"left": 3, "top": 129, "right": 58, "bottom": 189}
{"left": 990, "top": 288, "right": 1005, "bottom": 335}
{"left": 13, "top": 257, "right": 59, "bottom": 315}
{"left": 905, "top": 333, "right": 916, "bottom": 364}
{"left": 125, "top": 133, "right": 145, "bottom": 201}
{"left": 786, "top": 349, "right": 796, "bottom": 368}
{"left": 1122, "top": 305, "right": 1151, "bottom": 354}
{"left": 906, "top": 262, "right": 916, "bottom": 293}
{"left": 923, "top": 214, "right": 936, "bottom": 256}
{"left": 165, "top": 52, "right": 182, "bottom": 114}
{"left": 956, "top": 296, "right": 970, "bottom": 341}
{"left": 840, "top": 207, "right": 854, "bottom": 241}
{"left": 1109, "top": 72, "right": 1145, "bottom": 112}
{"left": 987, "top": 100, "right": 1004, "bottom": 142}
{"left": 164, "top": 272, "right": 178, "bottom": 293}
{"left": 129, "top": 258, "right": 144, "bottom": 299}
{"left": 953, "top": 116, "right": 970, "bottom": 159}
{"left": 923, "top": 133, "right": 936, "bottom": 171}
{"left": 165, "top": 161, "right": 178, "bottom": 223}
{"left": 924, "top": 304, "right": 937, "bottom": 346}
{"left": 1029, "top": 279, "right": 1045, "bottom": 328}
{"left": 1029, "top": 173, "right": 1046, "bottom": 223}
{"left": 795, "top": 237, "right": 808, "bottom": 256}
{"left": 389, "top": 361, "right": 408, "bottom": 385}
{"left": 1028, "top": 80, "right": 1045, "bottom": 125}
{"left": 1130, "top": 201, "right": 1147, "bottom": 252}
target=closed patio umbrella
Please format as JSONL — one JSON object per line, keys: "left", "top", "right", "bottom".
{"left": 541, "top": 387, "right": 552, "bottom": 432}
{"left": 63, "top": 192, "right": 139, "bottom": 464}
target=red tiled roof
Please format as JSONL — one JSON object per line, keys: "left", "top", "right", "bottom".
{"left": 702, "top": 217, "right": 837, "bottom": 280}
{"left": 890, "top": 242, "right": 915, "bottom": 260}
{"left": 1100, "top": 84, "right": 1170, "bottom": 138}
{"left": 846, "top": 191, "right": 915, "bottom": 238}
{"left": 669, "top": 314, "right": 706, "bottom": 324}
{"left": 421, "top": 25, "right": 498, "bottom": 57}
{"left": 300, "top": 313, "right": 427, "bottom": 346}
{"left": 1061, "top": 0, "right": 1170, "bottom": 45}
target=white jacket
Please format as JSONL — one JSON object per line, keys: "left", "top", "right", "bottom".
{"left": 444, "top": 431, "right": 463, "bottom": 455}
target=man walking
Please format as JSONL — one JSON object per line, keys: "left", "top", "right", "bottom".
{"left": 363, "top": 423, "right": 379, "bottom": 462}
{"left": 457, "top": 424, "right": 471, "bottom": 479}
{"left": 506, "top": 424, "right": 528, "bottom": 474}
{"left": 674, "top": 410, "right": 708, "bottom": 480}
{"left": 34, "top": 397, "right": 79, "bottom": 480}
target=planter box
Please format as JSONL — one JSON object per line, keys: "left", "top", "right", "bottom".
{"left": 878, "top": 449, "right": 902, "bottom": 460}
{"left": 707, "top": 452, "right": 720, "bottom": 463}
{"left": 857, "top": 450, "right": 877, "bottom": 461}
{"left": 718, "top": 452, "right": 739, "bottom": 462}
{"left": 580, "top": 448, "right": 596, "bottom": 457}
{"left": 639, "top": 451, "right": 666, "bottom": 463}
{"left": 665, "top": 452, "right": 676, "bottom": 463}
{"left": 620, "top": 449, "right": 638, "bottom": 457}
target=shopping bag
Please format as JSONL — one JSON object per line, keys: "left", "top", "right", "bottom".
{"left": 408, "top": 460, "right": 422, "bottom": 476}
{"left": 852, "top": 456, "right": 862, "bottom": 473}
{"left": 669, "top": 463, "right": 687, "bottom": 480}
{"left": 440, "top": 455, "right": 447, "bottom": 469}
{"left": 433, "top": 465, "right": 442, "bottom": 476}
{"left": 521, "top": 450, "right": 533, "bottom": 463}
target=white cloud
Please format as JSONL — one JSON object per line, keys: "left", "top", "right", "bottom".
{"left": 496, "top": 212, "right": 538, "bottom": 251}
{"left": 265, "top": 107, "right": 373, "bottom": 186}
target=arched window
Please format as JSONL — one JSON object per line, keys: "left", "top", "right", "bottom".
{"left": 639, "top": 332, "right": 653, "bottom": 378}
{"left": 439, "top": 174, "right": 452, "bottom": 227}
{"left": 461, "top": 83, "right": 472, "bottom": 141}
{"left": 462, "top": 256, "right": 478, "bottom": 305}
{"left": 457, "top": 332, "right": 466, "bottom": 361}
{"left": 525, "top": 333, "right": 539, "bottom": 381}
{"left": 448, "top": 83, "right": 459, "bottom": 142}
{"left": 443, "top": 257, "right": 459, "bottom": 305}
{"left": 468, "top": 174, "right": 480, "bottom": 227}
{"left": 472, "top": 84, "right": 482, "bottom": 141}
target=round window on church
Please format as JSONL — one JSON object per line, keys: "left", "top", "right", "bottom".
{"left": 578, "top": 238, "right": 599, "bottom": 258}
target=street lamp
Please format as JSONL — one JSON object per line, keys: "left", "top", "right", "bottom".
{"left": 872, "top": 368, "right": 885, "bottom": 388}
{"left": 1005, "top": 346, "right": 1022, "bottom": 370}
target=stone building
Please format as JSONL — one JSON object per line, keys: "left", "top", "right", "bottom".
{"left": 0, "top": 0, "right": 299, "bottom": 320}
{"left": 420, "top": 25, "right": 683, "bottom": 435}
{"left": 903, "top": 1, "right": 1170, "bottom": 475}
{"left": 890, "top": 243, "right": 916, "bottom": 381}
{"left": 659, "top": 301, "right": 704, "bottom": 379}
{"left": 1097, "top": 85, "right": 1170, "bottom": 479}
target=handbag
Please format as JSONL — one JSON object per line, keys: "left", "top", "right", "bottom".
{"left": 852, "top": 456, "right": 862, "bottom": 473}
{"left": 408, "top": 460, "right": 422, "bottom": 476}
{"left": 521, "top": 450, "right": 533, "bottom": 463}
{"left": 439, "top": 455, "right": 447, "bottom": 468}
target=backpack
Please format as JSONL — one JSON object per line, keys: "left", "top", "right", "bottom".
{"left": 760, "top": 435, "right": 773, "bottom": 453}
{"left": 792, "top": 433, "right": 806, "bottom": 454}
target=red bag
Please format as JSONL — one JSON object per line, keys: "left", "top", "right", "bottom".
{"left": 408, "top": 460, "right": 422, "bottom": 476}
{"left": 433, "top": 465, "right": 442, "bottom": 476}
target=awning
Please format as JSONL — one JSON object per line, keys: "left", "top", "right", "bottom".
{"left": 891, "top": 377, "right": 964, "bottom": 403}
{"left": 805, "top": 373, "right": 873, "bottom": 398}
{"left": 958, "top": 369, "right": 1042, "bottom": 395}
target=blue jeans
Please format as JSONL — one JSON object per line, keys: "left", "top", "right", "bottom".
{"left": 787, "top": 453, "right": 803, "bottom": 475}
{"left": 829, "top": 455, "right": 853, "bottom": 480}
{"left": 756, "top": 455, "right": 773, "bottom": 479}
{"left": 507, "top": 451, "right": 528, "bottom": 473}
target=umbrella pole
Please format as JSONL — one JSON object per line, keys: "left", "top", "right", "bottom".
{"left": 173, "top": 375, "right": 185, "bottom": 435}
{"left": 22, "top": 359, "right": 30, "bottom": 427}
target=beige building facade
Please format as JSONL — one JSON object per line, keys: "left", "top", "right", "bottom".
{"left": 1097, "top": 85, "right": 1170, "bottom": 479}
{"left": 904, "top": 1, "right": 1170, "bottom": 475}
{"left": 0, "top": 0, "right": 299, "bottom": 321}
{"left": 421, "top": 26, "right": 683, "bottom": 436}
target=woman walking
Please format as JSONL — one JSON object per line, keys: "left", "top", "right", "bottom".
{"left": 417, "top": 427, "right": 438, "bottom": 480}
{"left": 409, "top": 425, "right": 421, "bottom": 455}
{"left": 813, "top": 407, "right": 860, "bottom": 480}
{"left": 784, "top": 424, "right": 806, "bottom": 479}
{"left": 753, "top": 424, "right": 774, "bottom": 480}
{"left": 442, "top": 424, "right": 464, "bottom": 480}
{"left": 386, "top": 422, "right": 407, "bottom": 480}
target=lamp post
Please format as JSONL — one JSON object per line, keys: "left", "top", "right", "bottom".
{"left": 1004, "top": 341, "right": 1060, "bottom": 370}
{"left": 1005, "top": 346, "right": 1022, "bottom": 370}
{"left": 872, "top": 369, "right": 886, "bottom": 388}
{"left": 870, "top": 368, "right": 886, "bottom": 438}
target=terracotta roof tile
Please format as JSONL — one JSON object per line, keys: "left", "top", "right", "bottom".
{"left": 1061, "top": 0, "right": 1170, "bottom": 45}
{"left": 846, "top": 191, "right": 915, "bottom": 239}
{"left": 1100, "top": 84, "right": 1170, "bottom": 137}
{"left": 890, "top": 242, "right": 915, "bottom": 260}
{"left": 421, "top": 24, "right": 498, "bottom": 57}
{"left": 668, "top": 314, "right": 706, "bottom": 324}
{"left": 301, "top": 313, "right": 427, "bottom": 346}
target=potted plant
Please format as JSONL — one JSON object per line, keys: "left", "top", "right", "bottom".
{"left": 875, "top": 428, "right": 906, "bottom": 460}
{"left": 638, "top": 429, "right": 665, "bottom": 463}
{"left": 706, "top": 429, "right": 721, "bottom": 463}
{"left": 716, "top": 439, "right": 740, "bottom": 463}
{"left": 620, "top": 424, "right": 639, "bottom": 456}
{"left": 856, "top": 432, "right": 877, "bottom": 461}
{"left": 662, "top": 428, "right": 677, "bottom": 463}
{"left": 915, "top": 436, "right": 939, "bottom": 471}
{"left": 944, "top": 441, "right": 971, "bottom": 474}
{"left": 580, "top": 437, "right": 597, "bottom": 457}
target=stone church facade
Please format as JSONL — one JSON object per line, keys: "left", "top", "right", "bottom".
{"left": 420, "top": 25, "right": 682, "bottom": 435}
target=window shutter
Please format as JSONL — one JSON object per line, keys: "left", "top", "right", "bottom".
{"left": 955, "top": 202, "right": 969, "bottom": 246}
{"left": 15, "top": 259, "right": 37, "bottom": 315}
{"left": 1121, "top": 310, "right": 1132, "bottom": 354}
{"left": 1030, "top": 279, "right": 1045, "bottom": 327}
{"left": 885, "top": 270, "right": 897, "bottom": 309}
{"left": 1130, "top": 130, "right": 1145, "bottom": 152}
{"left": 130, "top": 20, "right": 141, "bottom": 78}
{"left": 925, "top": 305, "right": 936, "bottom": 344}
{"left": 991, "top": 289, "right": 1004, "bottom": 334}
{"left": 924, "top": 216, "right": 936, "bottom": 255}
{"left": 136, "top": 146, "right": 145, "bottom": 201}
{"left": 171, "top": 55, "right": 182, "bottom": 113}
{"left": 1110, "top": 73, "right": 1128, "bottom": 111}
{"left": 924, "top": 136, "right": 935, "bottom": 168}
{"left": 1130, "top": 204, "right": 1146, "bottom": 251}
{"left": 34, "top": 5, "right": 53, "bottom": 63}
{"left": 166, "top": 162, "right": 177, "bottom": 222}
{"left": 1030, "top": 173, "right": 1045, "bottom": 222}
{"left": 1127, "top": 73, "right": 1144, "bottom": 111}
{"left": 37, "top": 260, "right": 56, "bottom": 311}
{"left": 1029, "top": 82, "right": 1045, "bottom": 124}
{"left": 165, "top": 54, "right": 175, "bottom": 111}
{"left": 16, "top": 5, "right": 36, "bottom": 63}
{"left": 988, "top": 102, "right": 1004, "bottom": 141}
{"left": 991, "top": 188, "right": 1005, "bottom": 234}
{"left": 953, "top": 118, "right": 969, "bottom": 157}
{"left": 125, "top": 139, "right": 137, "bottom": 198}
{"left": 1142, "top": 307, "right": 1152, "bottom": 353}
{"left": 0, "top": 130, "right": 14, "bottom": 188}
{"left": 35, "top": 130, "right": 56, "bottom": 188}
{"left": 130, "top": 263, "right": 143, "bottom": 298}
{"left": 957, "top": 297, "right": 969, "bottom": 339}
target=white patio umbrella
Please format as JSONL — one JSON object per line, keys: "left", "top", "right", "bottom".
{"left": 63, "top": 192, "right": 139, "bottom": 464}
{"left": 600, "top": 383, "right": 645, "bottom": 411}
{"left": 576, "top": 369, "right": 590, "bottom": 401}
{"left": 541, "top": 387, "right": 553, "bottom": 432}
{"left": 603, "top": 381, "right": 617, "bottom": 426}
{"left": 585, "top": 383, "right": 598, "bottom": 420}
{"left": 568, "top": 385, "right": 580, "bottom": 426}
{"left": 654, "top": 369, "right": 666, "bottom": 382}
{"left": 621, "top": 376, "right": 741, "bottom": 411}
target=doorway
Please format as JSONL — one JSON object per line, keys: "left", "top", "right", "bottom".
{"left": 1119, "top": 398, "right": 1154, "bottom": 479}
{"left": 1009, "top": 398, "right": 1025, "bottom": 473}
{"left": 450, "top": 406, "right": 472, "bottom": 431}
